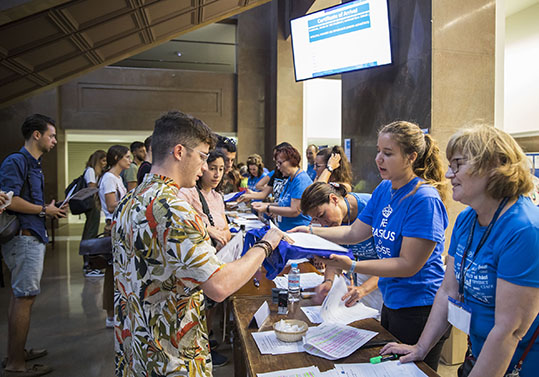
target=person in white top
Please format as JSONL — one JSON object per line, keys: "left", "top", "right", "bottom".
{"left": 99, "top": 144, "right": 131, "bottom": 328}
{"left": 81, "top": 150, "right": 106, "bottom": 277}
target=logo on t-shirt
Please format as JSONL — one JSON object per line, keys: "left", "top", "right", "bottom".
{"left": 382, "top": 204, "right": 392, "bottom": 218}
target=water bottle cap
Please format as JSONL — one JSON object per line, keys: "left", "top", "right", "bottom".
{"left": 291, "top": 263, "right": 298, "bottom": 268}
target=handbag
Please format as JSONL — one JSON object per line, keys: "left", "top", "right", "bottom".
{"left": 0, "top": 211, "right": 19, "bottom": 244}
{"left": 457, "top": 346, "right": 475, "bottom": 377}
{"left": 79, "top": 233, "right": 112, "bottom": 270}
{"left": 69, "top": 187, "right": 98, "bottom": 215}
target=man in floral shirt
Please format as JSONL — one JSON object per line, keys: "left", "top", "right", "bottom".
{"left": 112, "top": 111, "right": 282, "bottom": 377}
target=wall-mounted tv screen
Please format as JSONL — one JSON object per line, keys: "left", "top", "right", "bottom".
{"left": 290, "top": 0, "right": 392, "bottom": 81}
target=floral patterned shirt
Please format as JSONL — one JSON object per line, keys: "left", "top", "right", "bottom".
{"left": 112, "top": 174, "right": 224, "bottom": 377}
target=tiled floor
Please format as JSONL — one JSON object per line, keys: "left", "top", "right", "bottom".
{"left": 0, "top": 224, "right": 459, "bottom": 377}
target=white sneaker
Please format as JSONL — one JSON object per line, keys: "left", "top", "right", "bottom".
{"left": 85, "top": 269, "right": 104, "bottom": 278}
{"left": 106, "top": 317, "right": 115, "bottom": 328}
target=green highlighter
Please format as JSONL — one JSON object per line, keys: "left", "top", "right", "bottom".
{"left": 370, "top": 354, "right": 400, "bottom": 364}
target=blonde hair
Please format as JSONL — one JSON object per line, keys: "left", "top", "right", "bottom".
{"left": 446, "top": 125, "right": 534, "bottom": 200}
{"left": 380, "top": 121, "right": 449, "bottom": 203}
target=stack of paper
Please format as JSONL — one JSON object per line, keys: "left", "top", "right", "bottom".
{"left": 257, "top": 366, "right": 323, "bottom": 377}
{"left": 303, "top": 322, "right": 377, "bottom": 360}
{"left": 320, "top": 276, "right": 379, "bottom": 325}
{"left": 251, "top": 330, "right": 305, "bottom": 355}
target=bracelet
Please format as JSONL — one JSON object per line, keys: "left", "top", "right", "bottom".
{"left": 323, "top": 278, "right": 333, "bottom": 285}
{"left": 349, "top": 260, "right": 357, "bottom": 275}
{"left": 309, "top": 224, "right": 313, "bottom": 234}
{"left": 254, "top": 240, "right": 273, "bottom": 258}
{"left": 266, "top": 204, "right": 271, "bottom": 214}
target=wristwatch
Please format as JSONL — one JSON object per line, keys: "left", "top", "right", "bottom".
{"left": 326, "top": 165, "right": 334, "bottom": 173}
{"left": 38, "top": 205, "right": 46, "bottom": 218}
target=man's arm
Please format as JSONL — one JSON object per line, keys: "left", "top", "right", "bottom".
{"left": 9, "top": 196, "right": 66, "bottom": 218}
{"left": 200, "top": 228, "right": 283, "bottom": 302}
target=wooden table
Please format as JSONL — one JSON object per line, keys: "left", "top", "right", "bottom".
{"left": 231, "top": 296, "right": 440, "bottom": 377}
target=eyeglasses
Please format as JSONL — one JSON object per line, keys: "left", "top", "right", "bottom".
{"left": 448, "top": 158, "right": 466, "bottom": 175}
{"left": 170, "top": 145, "right": 209, "bottom": 163}
{"left": 275, "top": 159, "right": 287, "bottom": 167}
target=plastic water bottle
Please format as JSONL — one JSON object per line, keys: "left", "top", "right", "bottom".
{"left": 288, "top": 263, "right": 301, "bottom": 302}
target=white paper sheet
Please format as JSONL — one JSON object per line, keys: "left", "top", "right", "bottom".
{"left": 215, "top": 231, "right": 244, "bottom": 263}
{"left": 253, "top": 301, "right": 270, "bottom": 328}
{"left": 251, "top": 330, "right": 305, "bottom": 355}
{"left": 303, "top": 322, "right": 377, "bottom": 360}
{"left": 334, "top": 360, "right": 428, "bottom": 377}
{"left": 257, "top": 366, "right": 322, "bottom": 377}
{"left": 284, "top": 232, "right": 348, "bottom": 252}
{"left": 320, "top": 275, "right": 379, "bottom": 325}
{"left": 0, "top": 191, "right": 13, "bottom": 210}
{"left": 301, "top": 306, "right": 323, "bottom": 324}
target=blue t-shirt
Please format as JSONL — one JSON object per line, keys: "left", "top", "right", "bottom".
{"left": 277, "top": 170, "right": 312, "bottom": 231}
{"left": 448, "top": 196, "right": 539, "bottom": 376}
{"left": 344, "top": 192, "right": 377, "bottom": 261}
{"left": 359, "top": 177, "right": 448, "bottom": 309}
{"left": 307, "top": 163, "right": 317, "bottom": 181}
{"left": 0, "top": 147, "right": 47, "bottom": 244}
{"left": 247, "top": 172, "right": 267, "bottom": 192}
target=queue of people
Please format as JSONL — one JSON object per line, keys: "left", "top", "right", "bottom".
{"left": 0, "top": 112, "right": 537, "bottom": 377}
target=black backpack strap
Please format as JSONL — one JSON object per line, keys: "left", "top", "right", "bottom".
{"left": 195, "top": 186, "right": 215, "bottom": 227}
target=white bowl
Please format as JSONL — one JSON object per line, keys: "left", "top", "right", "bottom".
{"left": 273, "top": 319, "right": 308, "bottom": 342}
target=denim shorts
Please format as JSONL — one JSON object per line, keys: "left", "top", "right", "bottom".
{"left": 1, "top": 235, "right": 46, "bottom": 297}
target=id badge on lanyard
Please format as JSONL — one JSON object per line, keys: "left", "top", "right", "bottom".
{"left": 448, "top": 296, "right": 472, "bottom": 335}
{"left": 448, "top": 197, "right": 509, "bottom": 337}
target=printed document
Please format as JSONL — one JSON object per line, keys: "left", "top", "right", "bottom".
{"left": 257, "top": 366, "right": 322, "bottom": 377}
{"left": 301, "top": 306, "right": 323, "bottom": 324}
{"left": 216, "top": 231, "right": 244, "bottom": 263}
{"left": 284, "top": 232, "right": 348, "bottom": 252}
{"left": 320, "top": 276, "right": 379, "bottom": 324}
{"left": 303, "top": 322, "right": 377, "bottom": 360}
{"left": 334, "top": 360, "right": 428, "bottom": 377}
{"left": 251, "top": 330, "right": 304, "bottom": 355}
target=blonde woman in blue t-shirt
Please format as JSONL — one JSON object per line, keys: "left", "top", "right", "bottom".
{"left": 291, "top": 121, "right": 449, "bottom": 371}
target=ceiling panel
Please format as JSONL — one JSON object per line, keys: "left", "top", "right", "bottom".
{"left": 0, "top": 0, "right": 272, "bottom": 107}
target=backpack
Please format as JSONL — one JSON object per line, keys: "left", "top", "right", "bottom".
{"left": 65, "top": 169, "right": 95, "bottom": 215}
{"left": 0, "top": 152, "right": 29, "bottom": 244}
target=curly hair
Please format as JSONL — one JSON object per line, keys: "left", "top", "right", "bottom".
{"left": 317, "top": 146, "right": 353, "bottom": 186}
{"left": 246, "top": 153, "right": 265, "bottom": 178}
{"left": 446, "top": 125, "right": 534, "bottom": 200}
{"left": 380, "top": 121, "right": 449, "bottom": 203}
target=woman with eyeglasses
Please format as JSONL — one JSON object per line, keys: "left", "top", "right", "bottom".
{"left": 381, "top": 126, "right": 539, "bottom": 377}
{"left": 314, "top": 146, "right": 353, "bottom": 192}
{"left": 252, "top": 144, "right": 312, "bottom": 231}
{"left": 290, "top": 121, "right": 450, "bottom": 371}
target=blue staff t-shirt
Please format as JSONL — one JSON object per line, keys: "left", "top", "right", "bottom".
{"left": 277, "top": 170, "right": 312, "bottom": 231}
{"left": 449, "top": 196, "right": 539, "bottom": 376}
{"left": 359, "top": 177, "right": 447, "bottom": 309}
{"left": 345, "top": 192, "right": 377, "bottom": 261}
{"left": 307, "top": 163, "right": 317, "bottom": 181}
{"left": 247, "top": 172, "right": 267, "bottom": 191}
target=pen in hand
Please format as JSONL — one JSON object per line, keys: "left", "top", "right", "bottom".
{"left": 370, "top": 354, "right": 400, "bottom": 364}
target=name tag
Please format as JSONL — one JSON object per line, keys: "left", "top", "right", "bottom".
{"left": 448, "top": 297, "right": 472, "bottom": 335}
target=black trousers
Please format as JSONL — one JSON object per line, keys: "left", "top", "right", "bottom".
{"left": 381, "top": 304, "right": 451, "bottom": 371}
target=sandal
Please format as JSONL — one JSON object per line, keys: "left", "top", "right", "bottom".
{"left": 2, "top": 363, "right": 53, "bottom": 377}
{"left": 2, "top": 349, "right": 47, "bottom": 368}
